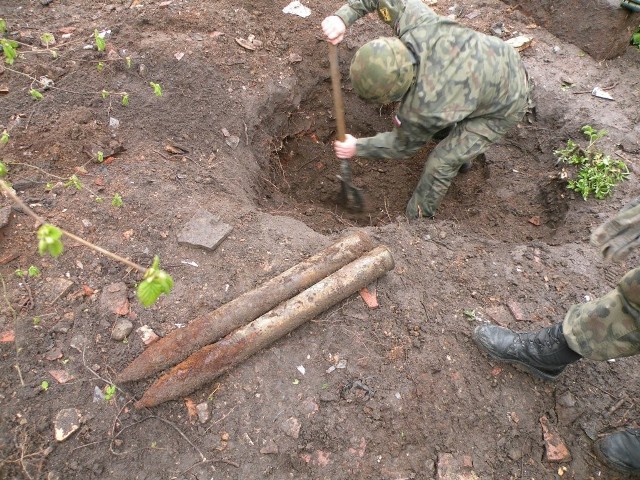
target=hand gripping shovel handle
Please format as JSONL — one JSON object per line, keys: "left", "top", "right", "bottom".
{"left": 328, "top": 43, "right": 364, "bottom": 211}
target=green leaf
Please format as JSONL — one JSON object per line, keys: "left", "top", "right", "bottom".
{"left": 101, "top": 90, "right": 109, "bottom": 99}
{"left": 0, "top": 130, "right": 9, "bottom": 145}
{"left": 104, "top": 384, "right": 116, "bottom": 401}
{"left": 136, "top": 256, "right": 173, "bottom": 307}
{"left": 149, "top": 82, "right": 162, "bottom": 97}
{"left": 64, "top": 174, "right": 82, "bottom": 190}
{"left": 94, "top": 29, "right": 106, "bottom": 52}
{"left": 96, "top": 151, "right": 104, "bottom": 162}
{"left": 37, "top": 224, "right": 64, "bottom": 257}
{"left": 0, "top": 18, "right": 6, "bottom": 34}
{"left": 632, "top": 32, "right": 640, "bottom": 47}
{"left": 1, "top": 39, "right": 17, "bottom": 65}
{"left": 27, "top": 265, "right": 41, "bottom": 277}
{"left": 15, "top": 269, "right": 25, "bottom": 278}
{"left": 121, "top": 93, "right": 129, "bottom": 106}
{"left": 125, "top": 56, "right": 132, "bottom": 68}
{"left": 97, "top": 61, "right": 105, "bottom": 72}
{"left": 30, "top": 89, "right": 44, "bottom": 100}
{"left": 40, "top": 32, "right": 55, "bottom": 47}
{"left": 111, "top": 193, "right": 123, "bottom": 207}
{"left": 41, "top": 381, "right": 49, "bottom": 391}
{"left": 0, "top": 161, "right": 7, "bottom": 176}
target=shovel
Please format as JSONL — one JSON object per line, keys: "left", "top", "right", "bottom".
{"left": 328, "top": 43, "right": 365, "bottom": 212}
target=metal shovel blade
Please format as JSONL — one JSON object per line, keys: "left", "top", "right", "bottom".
{"left": 337, "top": 159, "right": 365, "bottom": 212}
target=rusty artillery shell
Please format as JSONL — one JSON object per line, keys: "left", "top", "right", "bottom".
{"left": 118, "top": 230, "right": 374, "bottom": 383}
{"left": 135, "top": 245, "right": 394, "bottom": 408}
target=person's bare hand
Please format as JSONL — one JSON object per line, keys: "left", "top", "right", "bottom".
{"left": 334, "top": 134, "right": 357, "bottom": 159}
{"left": 322, "top": 16, "right": 346, "bottom": 45}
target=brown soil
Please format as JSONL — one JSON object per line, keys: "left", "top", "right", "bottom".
{"left": 1, "top": 0, "right": 640, "bottom": 479}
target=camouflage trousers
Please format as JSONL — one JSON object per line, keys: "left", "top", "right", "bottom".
{"left": 406, "top": 68, "right": 533, "bottom": 219}
{"left": 564, "top": 267, "right": 640, "bottom": 361}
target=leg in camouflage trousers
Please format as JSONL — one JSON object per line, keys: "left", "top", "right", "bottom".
{"left": 406, "top": 103, "right": 528, "bottom": 219}
{"left": 564, "top": 267, "right": 640, "bottom": 360}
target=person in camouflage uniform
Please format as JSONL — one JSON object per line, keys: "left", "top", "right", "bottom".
{"left": 473, "top": 197, "right": 640, "bottom": 475}
{"left": 322, "top": 0, "right": 531, "bottom": 219}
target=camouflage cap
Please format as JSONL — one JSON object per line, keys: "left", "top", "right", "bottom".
{"left": 350, "top": 37, "right": 415, "bottom": 104}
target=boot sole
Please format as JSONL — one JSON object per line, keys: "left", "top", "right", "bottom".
{"left": 472, "top": 331, "right": 563, "bottom": 382}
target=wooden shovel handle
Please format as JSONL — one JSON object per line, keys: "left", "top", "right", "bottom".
{"left": 328, "top": 43, "right": 347, "bottom": 142}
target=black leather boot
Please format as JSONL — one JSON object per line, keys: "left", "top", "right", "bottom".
{"left": 595, "top": 428, "right": 640, "bottom": 474}
{"left": 472, "top": 323, "right": 581, "bottom": 380}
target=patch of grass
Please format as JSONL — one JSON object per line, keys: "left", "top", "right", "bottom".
{"left": 633, "top": 26, "right": 640, "bottom": 49}
{"left": 554, "top": 125, "right": 629, "bottom": 200}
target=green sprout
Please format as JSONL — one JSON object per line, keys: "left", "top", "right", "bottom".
{"left": 0, "top": 39, "right": 18, "bottom": 65}
{"left": 0, "top": 131, "right": 8, "bottom": 145}
{"left": 96, "top": 151, "right": 104, "bottom": 163}
{"left": 33, "top": 317, "right": 41, "bottom": 325}
{"left": 64, "top": 174, "right": 82, "bottom": 190}
{"left": 29, "top": 89, "right": 44, "bottom": 100}
{"left": 0, "top": 162, "right": 6, "bottom": 177}
{"left": 104, "top": 384, "right": 117, "bottom": 401}
{"left": 101, "top": 90, "right": 109, "bottom": 99}
{"left": 111, "top": 193, "right": 123, "bottom": 207}
{"left": 149, "top": 82, "right": 163, "bottom": 97}
{"left": 554, "top": 125, "right": 629, "bottom": 200}
{"left": 28, "top": 265, "right": 41, "bottom": 277}
{"left": 41, "top": 381, "right": 49, "bottom": 391}
{"left": 121, "top": 93, "right": 129, "bottom": 106}
{"left": 633, "top": 28, "right": 640, "bottom": 49}
{"left": 125, "top": 56, "right": 132, "bottom": 68}
{"left": 0, "top": 18, "right": 6, "bottom": 34}
{"left": 137, "top": 256, "right": 174, "bottom": 307}
{"left": 37, "top": 224, "right": 64, "bottom": 257}
{"left": 40, "top": 32, "right": 55, "bottom": 47}
{"left": 97, "top": 61, "right": 105, "bottom": 72}
{"left": 94, "top": 29, "right": 106, "bottom": 52}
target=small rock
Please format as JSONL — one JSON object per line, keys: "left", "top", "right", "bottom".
{"left": 111, "top": 319, "right": 133, "bottom": 341}
{"left": 100, "top": 282, "right": 129, "bottom": 316}
{"left": 177, "top": 210, "right": 233, "bottom": 251}
{"left": 40, "top": 277, "right": 74, "bottom": 305}
{"left": 0, "top": 205, "right": 11, "bottom": 228}
{"left": 196, "top": 402, "right": 210, "bottom": 424}
{"left": 44, "top": 347, "right": 63, "bottom": 361}
{"left": 288, "top": 53, "right": 303, "bottom": 63}
{"left": 69, "top": 334, "right": 89, "bottom": 352}
{"left": 260, "top": 438, "right": 279, "bottom": 455}
{"left": 137, "top": 325, "right": 159, "bottom": 345}
{"left": 280, "top": 416, "right": 301, "bottom": 439}
{"left": 54, "top": 408, "right": 82, "bottom": 441}
{"left": 540, "top": 415, "right": 571, "bottom": 463}
{"left": 557, "top": 391, "right": 577, "bottom": 408}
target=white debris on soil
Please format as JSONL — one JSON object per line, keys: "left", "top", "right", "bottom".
{"left": 282, "top": 1, "right": 311, "bottom": 18}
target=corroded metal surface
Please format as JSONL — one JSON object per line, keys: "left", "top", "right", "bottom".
{"left": 135, "top": 245, "right": 395, "bottom": 408}
{"left": 118, "top": 230, "right": 374, "bottom": 383}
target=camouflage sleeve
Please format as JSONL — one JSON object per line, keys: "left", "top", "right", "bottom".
{"left": 334, "top": 1, "right": 380, "bottom": 27}
{"left": 334, "top": 0, "right": 411, "bottom": 29}
{"left": 355, "top": 119, "right": 431, "bottom": 159}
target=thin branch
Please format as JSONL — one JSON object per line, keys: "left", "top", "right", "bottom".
{"left": 0, "top": 179, "right": 146, "bottom": 273}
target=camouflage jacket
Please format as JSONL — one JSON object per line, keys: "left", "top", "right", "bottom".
{"left": 334, "top": 0, "right": 527, "bottom": 159}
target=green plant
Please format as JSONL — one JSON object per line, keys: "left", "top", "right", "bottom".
{"left": 150, "top": 82, "right": 163, "bottom": 96}
{"left": 104, "top": 384, "right": 116, "bottom": 401}
{"left": 0, "top": 130, "right": 9, "bottom": 145}
{"left": 0, "top": 38, "right": 18, "bottom": 65}
{"left": 554, "top": 125, "right": 629, "bottom": 200}
{"left": 94, "top": 29, "right": 106, "bottom": 52}
{"left": 29, "top": 89, "right": 44, "bottom": 100}
{"left": 40, "top": 32, "right": 55, "bottom": 47}
{"left": 15, "top": 265, "right": 41, "bottom": 279}
{"left": 632, "top": 26, "right": 640, "bottom": 49}
{"left": 111, "top": 193, "right": 123, "bottom": 207}
{"left": 96, "top": 151, "right": 104, "bottom": 163}
{"left": 2, "top": 167, "right": 174, "bottom": 307}
{"left": 41, "top": 380, "right": 49, "bottom": 391}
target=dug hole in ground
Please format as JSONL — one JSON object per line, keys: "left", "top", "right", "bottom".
{"left": 0, "top": 0, "right": 639, "bottom": 479}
